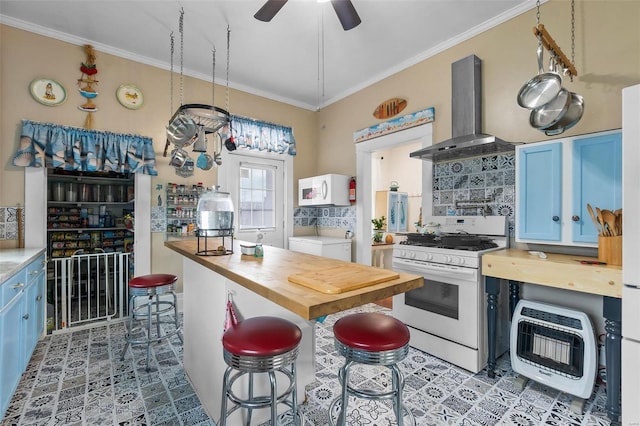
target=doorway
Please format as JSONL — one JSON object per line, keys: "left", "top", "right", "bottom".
{"left": 218, "top": 150, "right": 293, "bottom": 248}
{"left": 354, "top": 123, "right": 433, "bottom": 265}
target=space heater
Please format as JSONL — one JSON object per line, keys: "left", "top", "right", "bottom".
{"left": 510, "top": 300, "right": 597, "bottom": 401}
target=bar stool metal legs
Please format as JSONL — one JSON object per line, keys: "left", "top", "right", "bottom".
{"left": 120, "top": 274, "right": 182, "bottom": 372}
{"left": 219, "top": 316, "right": 301, "bottom": 425}
{"left": 329, "top": 312, "right": 415, "bottom": 426}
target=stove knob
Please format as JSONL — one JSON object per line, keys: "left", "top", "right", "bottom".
{"left": 409, "top": 252, "right": 416, "bottom": 259}
{"left": 425, "top": 253, "right": 433, "bottom": 261}
{"left": 451, "top": 256, "right": 462, "bottom": 265}
{"left": 444, "top": 255, "right": 451, "bottom": 263}
{"left": 398, "top": 250, "right": 406, "bottom": 257}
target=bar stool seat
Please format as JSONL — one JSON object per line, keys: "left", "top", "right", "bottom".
{"left": 329, "top": 312, "right": 414, "bottom": 426}
{"left": 220, "top": 316, "right": 301, "bottom": 426}
{"left": 120, "top": 274, "right": 182, "bottom": 372}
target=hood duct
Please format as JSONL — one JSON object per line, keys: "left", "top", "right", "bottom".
{"left": 410, "top": 55, "right": 519, "bottom": 162}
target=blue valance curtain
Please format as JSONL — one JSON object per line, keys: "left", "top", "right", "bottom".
{"left": 12, "top": 120, "right": 158, "bottom": 175}
{"left": 230, "top": 115, "right": 296, "bottom": 156}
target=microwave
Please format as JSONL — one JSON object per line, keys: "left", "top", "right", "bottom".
{"left": 298, "top": 174, "right": 350, "bottom": 206}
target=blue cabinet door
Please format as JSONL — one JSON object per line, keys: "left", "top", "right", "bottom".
{"left": 0, "top": 293, "right": 24, "bottom": 417}
{"left": 572, "top": 132, "right": 622, "bottom": 243}
{"left": 517, "top": 142, "right": 563, "bottom": 241}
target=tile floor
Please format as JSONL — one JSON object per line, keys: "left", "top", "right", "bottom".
{"left": 2, "top": 303, "right": 612, "bottom": 425}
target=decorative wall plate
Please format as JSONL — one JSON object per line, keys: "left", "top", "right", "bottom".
{"left": 116, "top": 84, "right": 144, "bottom": 109}
{"left": 29, "top": 78, "right": 66, "bottom": 106}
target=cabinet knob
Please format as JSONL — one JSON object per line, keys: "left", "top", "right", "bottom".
{"left": 571, "top": 215, "right": 580, "bottom": 222}
{"left": 11, "top": 282, "right": 25, "bottom": 290}
{"left": 36, "top": 295, "right": 42, "bottom": 301}
{"left": 23, "top": 313, "right": 30, "bottom": 320}
{"left": 552, "top": 216, "right": 560, "bottom": 222}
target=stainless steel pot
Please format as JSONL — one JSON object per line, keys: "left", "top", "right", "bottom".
{"left": 529, "top": 88, "right": 571, "bottom": 130}
{"left": 517, "top": 45, "right": 563, "bottom": 110}
{"left": 543, "top": 92, "right": 584, "bottom": 136}
{"left": 166, "top": 112, "right": 197, "bottom": 147}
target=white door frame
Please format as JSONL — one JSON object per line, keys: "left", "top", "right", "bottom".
{"left": 218, "top": 149, "right": 294, "bottom": 248}
{"left": 354, "top": 124, "right": 433, "bottom": 265}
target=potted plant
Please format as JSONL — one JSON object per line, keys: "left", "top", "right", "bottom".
{"left": 371, "top": 216, "right": 386, "bottom": 243}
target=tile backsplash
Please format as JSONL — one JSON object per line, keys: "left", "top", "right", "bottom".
{"left": 0, "top": 207, "right": 22, "bottom": 241}
{"left": 432, "top": 153, "right": 515, "bottom": 235}
{"left": 294, "top": 206, "right": 356, "bottom": 231}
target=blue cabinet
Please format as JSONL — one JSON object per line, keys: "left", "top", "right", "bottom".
{"left": 516, "top": 130, "right": 622, "bottom": 246}
{"left": 516, "top": 142, "right": 563, "bottom": 241}
{"left": 0, "top": 270, "right": 26, "bottom": 416}
{"left": 23, "top": 254, "right": 46, "bottom": 369}
{"left": 0, "top": 252, "right": 46, "bottom": 417}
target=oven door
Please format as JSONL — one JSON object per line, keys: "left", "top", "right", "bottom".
{"left": 392, "top": 258, "right": 481, "bottom": 349}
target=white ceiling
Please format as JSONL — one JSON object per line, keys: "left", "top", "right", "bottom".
{"left": 0, "top": 0, "right": 534, "bottom": 111}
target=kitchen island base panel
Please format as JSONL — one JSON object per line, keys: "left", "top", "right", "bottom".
{"left": 182, "top": 257, "right": 314, "bottom": 424}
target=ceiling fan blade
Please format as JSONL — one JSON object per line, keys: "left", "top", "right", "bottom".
{"left": 254, "top": 0, "right": 288, "bottom": 22}
{"left": 330, "top": 0, "right": 361, "bottom": 31}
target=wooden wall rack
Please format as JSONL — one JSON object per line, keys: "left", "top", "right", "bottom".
{"left": 533, "top": 24, "right": 578, "bottom": 77}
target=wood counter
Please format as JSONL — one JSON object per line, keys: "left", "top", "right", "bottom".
{"left": 481, "top": 248, "right": 622, "bottom": 298}
{"left": 165, "top": 239, "right": 422, "bottom": 320}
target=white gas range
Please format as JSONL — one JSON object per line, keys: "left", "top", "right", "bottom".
{"left": 392, "top": 215, "right": 510, "bottom": 373}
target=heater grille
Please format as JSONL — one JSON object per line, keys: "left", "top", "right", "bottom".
{"left": 510, "top": 300, "right": 597, "bottom": 400}
{"left": 516, "top": 319, "right": 584, "bottom": 378}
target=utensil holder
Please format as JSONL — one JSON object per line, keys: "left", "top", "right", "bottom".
{"left": 598, "top": 236, "right": 622, "bottom": 266}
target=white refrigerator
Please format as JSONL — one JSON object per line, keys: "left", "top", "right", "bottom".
{"left": 622, "top": 84, "right": 640, "bottom": 425}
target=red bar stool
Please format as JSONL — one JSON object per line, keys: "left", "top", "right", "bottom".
{"left": 120, "top": 274, "right": 182, "bottom": 372}
{"left": 220, "top": 316, "right": 301, "bottom": 426}
{"left": 329, "top": 312, "right": 415, "bottom": 426}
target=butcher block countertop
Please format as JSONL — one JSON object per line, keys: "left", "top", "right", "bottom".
{"left": 165, "top": 239, "right": 423, "bottom": 319}
{"left": 482, "top": 249, "right": 622, "bottom": 298}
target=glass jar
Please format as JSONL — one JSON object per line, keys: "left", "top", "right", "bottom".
{"left": 196, "top": 186, "right": 234, "bottom": 236}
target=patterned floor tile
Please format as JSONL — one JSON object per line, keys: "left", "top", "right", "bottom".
{"left": 2, "top": 304, "right": 612, "bottom": 426}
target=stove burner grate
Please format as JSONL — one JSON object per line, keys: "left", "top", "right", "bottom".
{"left": 400, "top": 233, "right": 498, "bottom": 251}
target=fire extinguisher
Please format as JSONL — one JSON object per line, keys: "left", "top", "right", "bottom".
{"left": 349, "top": 176, "right": 356, "bottom": 204}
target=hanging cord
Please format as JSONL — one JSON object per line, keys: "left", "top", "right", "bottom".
{"left": 212, "top": 47, "right": 216, "bottom": 107}
{"left": 179, "top": 7, "right": 185, "bottom": 106}
{"left": 225, "top": 26, "right": 231, "bottom": 114}
{"left": 570, "top": 0, "right": 575, "bottom": 82}
{"left": 170, "top": 32, "right": 174, "bottom": 117}
{"left": 535, "top": 0, "right": 543, "bottom": 53}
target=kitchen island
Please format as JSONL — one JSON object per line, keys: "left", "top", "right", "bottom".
{"left": 482, "top": 248, "right": 622, "bottom": 422}
{"left": 165, "top": 239, "right": 422, "bottom": 422}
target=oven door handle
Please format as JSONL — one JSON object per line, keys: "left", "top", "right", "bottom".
{"left": 393, "top": 260, "right": 476, "bottom": 277}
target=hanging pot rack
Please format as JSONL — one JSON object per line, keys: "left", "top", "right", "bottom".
{"left": 163, "top": 8, "right": 230, "bottom": 159}
{"left": 532, "top": 24, "right": 577, "bottom": 78}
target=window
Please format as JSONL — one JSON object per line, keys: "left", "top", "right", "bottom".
{"left": 238, "top": 163, "right": 276, "bottom": 230}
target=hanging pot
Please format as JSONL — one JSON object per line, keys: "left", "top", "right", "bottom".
{"left": 543, "top": 92, "right": 584, "bottom": 136}
{"left": 166, "top": 112, "right": 197, "bottom": 147}
{"left": 517, "top": 45, "right": 563, "bottom": 110}
{"left": 192, "top": 126, "right": 207, "bottom": 152}
{"left": 169, "top": 147, "right": 190, "bottom": 168}
{"left": 529, "top": 87, "right": 571, "bottom": 130}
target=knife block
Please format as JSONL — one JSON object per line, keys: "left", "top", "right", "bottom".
{"left": 598, "top": 236, "right": 622, "bottom": 266}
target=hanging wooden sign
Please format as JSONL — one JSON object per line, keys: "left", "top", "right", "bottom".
{"left": 373, "top": 98, "right": 407, "bottom": 120}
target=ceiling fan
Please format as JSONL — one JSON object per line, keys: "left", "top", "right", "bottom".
{"left": 254, "top": 0, "right": 361, "bottom": 31}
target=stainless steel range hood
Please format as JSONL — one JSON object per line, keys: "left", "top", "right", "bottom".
{"left": 410, "top": 55, "right": 518, "bottom": 162}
